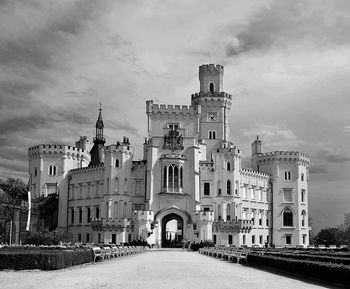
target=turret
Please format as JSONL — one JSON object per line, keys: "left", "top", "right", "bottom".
{"left": 251, "top": 136, "right": 262, "bottom": 171}
{"left": 199, "top": 64, "right": 224, "bottom": 93}
{"left": 89, "top": 104, "right": 106, "bottom": 166}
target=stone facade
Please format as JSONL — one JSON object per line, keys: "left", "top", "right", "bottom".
{"left": 28, "top": 64, "right": 310, "bottom": 247}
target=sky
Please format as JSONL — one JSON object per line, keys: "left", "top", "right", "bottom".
{"left": 0, "top": 0, "right": 349, "bottom": 233}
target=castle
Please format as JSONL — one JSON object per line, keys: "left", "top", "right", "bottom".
{"left": 28, "top": 64, "right": 310, "bottom": 247}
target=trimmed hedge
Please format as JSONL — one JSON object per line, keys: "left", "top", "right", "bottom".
{"left": 0, "top": 249, "right": 93, "bottom": 270}
{"left": 247, "top": 254, "right": 350, "bottom": 286}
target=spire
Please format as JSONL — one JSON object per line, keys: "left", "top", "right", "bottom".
{"left": 95, "top": 103, "right": 104, "bottom": 141}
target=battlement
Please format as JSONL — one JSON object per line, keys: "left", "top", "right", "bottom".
{"left": 69, "top": 163, "right": 105, "bottom": 176}
{"left": 28, "top": 144, "right": 89, "bottom": 160}
{"left": 199, "top": 64, "right": 224, "bottom": 74}
{"left": 191, "top": 91, "right": 232, "bottom": 101}
{"left": 146, "top": 100, "right": 201, "bottom": 116}
{"left": 240, "top": 167, "right": 270, "bottom": 180}
{"left": 258, "top": 151, "right": 310, "bottom": 166}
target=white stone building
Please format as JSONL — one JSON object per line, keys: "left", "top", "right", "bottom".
{"left": 28, "top": 64, "right": 310, "bottom": 247}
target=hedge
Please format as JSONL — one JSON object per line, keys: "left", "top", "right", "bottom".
{"left": 247, "top": 254, "right": 350, "bottom": 286}
{"left": 0, "top": 249, "right": 94, "bottom": 270}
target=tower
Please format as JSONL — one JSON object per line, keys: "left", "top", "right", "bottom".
{"left": 191, "top": 64, "right": 232, "bottom": 155}
{"left": 89, "top": 104, "right": 106, "bottom": 166}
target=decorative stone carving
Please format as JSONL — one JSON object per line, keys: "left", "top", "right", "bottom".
{"left": 163, "top": 129, "right": 184, "bottom": 151}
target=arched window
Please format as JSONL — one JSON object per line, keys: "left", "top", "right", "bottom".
{"left": 124, "top": 178, "right": 127, "bottom": 194}
{"left": 235, "top": 180, "right": 239, "bottom": 195}
{"left": 114, "top": 177, "right": 119, "bottom": 193}
{"left": 283, "top": 208, "right": 293, "bottom": 227}
{"left": 115, "top": 159, "right": 119, "bottom": 168}
{"left": 163, "top": 166, "right": 167, "bottom": 188}
{"left": 227, "top": 180, "right": 231, "bottom": 195}
{"left": 301, "top": 210, "right": 306, "bottom": 227}
{"left": 212, "top": 131, "right": 216, "bottom": 139}
{"left": 226, "top": 204, "right": 231, "bottom": 221}
{"left": 114, "top": 201, "right": 118, "bottom": 219}
{"left": 174, "top": 165, "right": 179, "bottom": 188}
{"left": 180, "top": 166, "right": 183, "bottom": 188}
{"left": 217, "top": 204, "right": 222, "bottom": 220}
{"left": 168, "top": 165, "right": 173, "bottom": 189}
{"left": 209, "top": 82, "right": 214, "bottom": 92}
{"left": 122, "top": 202, "right": 127, "bottom": 218}
{"left": 209, "top": 131, "right": 212, "bottom": 139}
{"left": 227, "top": 162, "right": 231, "bottom": 171}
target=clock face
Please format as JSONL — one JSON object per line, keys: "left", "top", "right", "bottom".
{"left": 207, "top": 112, "right": 217, "bottom": 122}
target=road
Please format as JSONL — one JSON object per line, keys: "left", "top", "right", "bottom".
{"left": 0, "top": 249, "right": 340, "bottom": 289}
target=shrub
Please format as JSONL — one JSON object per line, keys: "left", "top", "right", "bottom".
{"left": 0, "top": 249, "right": 93, "bottom": 270}
{"left": 247, "top": 254, "right": 350, "bottom": 286}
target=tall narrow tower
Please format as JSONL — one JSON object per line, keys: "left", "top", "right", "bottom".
{"left": 191, "top": 64, "right": 232, "bottom": 147}
{"left": 89, "top": 104, "right": 106, "bottom": 166}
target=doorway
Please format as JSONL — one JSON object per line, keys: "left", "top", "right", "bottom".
{"left": 161, "top": 213, "right": 183, "bottom": 247}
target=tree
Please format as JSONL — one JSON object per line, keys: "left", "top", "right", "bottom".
{"left": 314, "top": 227, "right": 342, "bottom": 246}
{"left": 0, "top": 177, "right": 28, "bottom": 244}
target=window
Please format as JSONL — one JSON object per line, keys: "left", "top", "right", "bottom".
{"left": 208, "top": 131, "right": 216, "bottom": 139}
{"left": 124, "top": 178, "right": 127, "bottom": 194}
{"left": 226, "top": 204, "right": 231, "bottom": 221}
{"left": 34, "top": 167, "right": 37, "bottom": 177}
{"left": 285, "top": 235, "right": 292, "bottom": 245}
{"left": 283, "top": 189, "right": 293, "bottom": 202}
{"left": 301, "top": 173, "right": 304, "bottom": 181}
{"left": 163, "top": 166, "right": 167, "bottom": 188}
{"left": 251, "top": 211, "right": 255, "bottom": 225}
{"left": 203, "top": 207, "right": 210, "bottom": 212}
{"left": 98, "top": 233, "right": 101, "bottom": 243}
{"left": 71, "top": 208, "right": 74, "bottom": 224}
{"left": 79, "top": 208, "right": 82, "bottom": 223}
{"left": 135, "top": 180, "right": 142, "bottom": 195}
{"left": 213, "top": 235, "right": 217, "bottom": 244}
{"left": 114, "top": 178, "right": 119, "bottom": 193}
{"left": 114, "top": 201, "right": 118, "bottom": 218}
{"left": 258, "top": 212, "right": 262, "bottom": 226}
{"left": 235, "top": 181, "right": 239, "bottom": 195}
{"left": 209, "top": 82, "right": 214, "bottom": 92}
{"left": 217, "top": 204, "right": 222, "bottom": 220}
{"left": 227, "top": 162, "right": 231, "bottom": 171}
{"left": 165, "top": 164, "right": 183, "bottom": 192}
{"left": 302, "top": 234, "right": 306, "bottom": 245}
{"left": 86, "top": 233, "right": 90, "bottom": 243}
{"left": 227, "top": 180, "right": 231, "bottom": 195}
{"left": 259, "top": 235, "right": 263, "bottom": 245}
{"left": 252, "top": 235, "right": 255, "bottom": 244}
{"left": 123, "top": 202, "right": 127, "bottom": 218}
{"left": 242, "top": 186, "right": 247, "bottom": 198}
{"left": 266, "top": 213, "right": 269, "bottom": 227}
{"left": 257, "top": 189, "right": 262, "bottom": 201}
{"left": 78, "top": 233, "right": 81, "bottom": 242}
{"left": 250, "top": 188, "right": 255, "bottom": 199}
{"left": 243, "top": 234, "right": 246, "bottom": 245}
{"left": 301, "top": 189, "right": 306, "bottom": 203}
{"left": 169, "top": 124, "right": 179, "bottom": 131}
{"left": 284, "top": 171, "right": 292, "bottom": 181}
{"left": 95, "top": 206, "right": 100, "bottom": 219}
{"left": 283, "top": 208, "right": 293, "bottom": 227}
{"left": 48, "top": 165, "right": 57, "bottom": 176}
{"left": 115, "top": 159, "right": 119, "bottom": 168}
{"left": 242, "top": 210, "right": 247, "bottom": 220}
{"left": 204, "top": 182, "right": 210, "bottom": 196}
{"left": 87, "top": 207, "right": 91, "bottom": 223}
{"left": 301, "top": 210, "right": 306, "bottom": 227}
{"left": 228, "top": 234, "right": 233, "bottom": 245}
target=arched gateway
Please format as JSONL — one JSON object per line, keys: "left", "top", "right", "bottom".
{"left": 161, "top": 213, "right": 183, "bottom": 247}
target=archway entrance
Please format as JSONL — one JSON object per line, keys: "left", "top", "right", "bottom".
{"left": 161, "top": 213, "right": 183, "bottom": 248}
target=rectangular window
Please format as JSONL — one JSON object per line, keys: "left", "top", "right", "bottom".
{"left": 112, "top": 234, "right": 116, "bottom": 244}
{"left": 71, "top": 208, "right": 74, "bottom": 224}
{"left": 213, "top": 235, "right": 217, "bottom": 244}
{"left": 79, "top": 208, "right": 82, "bottom": 223}
{"left": 204, "top": 182, "right": 210, "bottom": 196}
{"left": 259, "top": 235, "right": 263, "bottom": 244}
{"left": 86, "top": 233, "right": 90, "bottom": 243}
{"left": 257, "top": 189, "right": 262, "bottom": 201}
{"left": 266, "top": 235, "right": 269, "bottom": 244}
{"left": 301, "top": 173, "right": 304, "bottom": 181}
{"left": 243, "top": 234, "right": 246, "bottom": 245}
{"left": 96, "top": 206, "right": 100, "bottom": 219}
{"left": 242, "top": 210, "right": 247, "bottom": 220}
{"left": 135, "top": 180, "right": 142, "bottom": 195}
{"left": 302, "top": 235, "right": 306, "bottom": 245}
{"left": 258, "top": 212, "right": 262, "bottom": 226}
{"left": 283, "top": 189, "right": 293, "bottom": 202}
{"left": 250, "top": 188, "right": 255, "bottom": 199}
{"left": 251, "top": 212, "right": 255, "bottom": 225}
{"left": 284, "top": 171, "right": 292, "bottom": 181}
{"left": 266, "top": 215, "right": 269, "bottom": 227}
{"left": 98, "top": 233, "right": 101, "bottom": 243}
{"left": 87, "top": 207, "right": 91, "bottom": 223}
{"left": 203, "top": 207, "right": 210, "bottom": 212}
{"left": 78, "top": 233, "right": 81, "bottom": 242}
{"left": 252, "top": 235, "right": 255, "bottom": 244}
{"left": 285, "top": 235, "right": 292, "bottom": 245}
{"left": 301, "top": 189, "right": 306, "bottom": 203}
{"left": 242, "top": 186, "right": 247, "bottom": 198}
{"left": 228, "top": 235, "right": 233, "bottom": 245}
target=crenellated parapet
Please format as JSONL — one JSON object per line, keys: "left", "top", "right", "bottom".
{"left": 199, "top": 64, "right": 224, "bottom": 74}
{"left": 240, "top": 167, "right": 270, "bottom": 180}
{"left": 69, "top": 163, "right": 105, "bottom": 176}
{"left": 146, "top": 100, "right": 201, "bottom": 117}
{"left": 257, "top": 151, "right": 310, "bottom": 167}
{"left": 191, "top": 91, "right": 232, "bottom": 107}
{"left": 28, "top": 144, "right": 90, "bottom": 161}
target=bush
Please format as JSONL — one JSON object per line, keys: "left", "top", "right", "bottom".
{"left": 247, "top": 254, "right": 350, "bottom": 286}
{"left": 0, "top": 249, "right": 93, "bottom": 270}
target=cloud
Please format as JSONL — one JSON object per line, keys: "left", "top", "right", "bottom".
{"left": 240, "top": 124, "right": 303, "bottom": 150}
{"left": 310, "top": 164, "right": 328, "bottom": 174}
{"left": 344, "top": 125, "right": 350, "bottom": 132}
{"left": 225, "top": 0, "right": 350, "bottom": 56}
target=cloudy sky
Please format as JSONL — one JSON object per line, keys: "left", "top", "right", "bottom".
{"left": 1, "top": 0, "right": 349, "bottom": 232}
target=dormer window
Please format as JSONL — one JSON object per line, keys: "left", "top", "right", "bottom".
{"left": 209, "top": 82, "right": 214, "bottom": 93}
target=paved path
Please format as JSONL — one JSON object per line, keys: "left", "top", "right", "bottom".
{"left": 0, "top": 249, "right": 340, "bottom": 289}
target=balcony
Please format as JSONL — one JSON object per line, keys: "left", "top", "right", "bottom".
{"left": 103, "top": 218, "right": 133, "bottom": 228}
{"left": 197, "top": 211, "right": 215, "bottom": 222}
{"left": 90, "top": 218, "right": 102, "bottom": 229}
{"left": 212, "top": 219, "right": 252, "bottom": 233}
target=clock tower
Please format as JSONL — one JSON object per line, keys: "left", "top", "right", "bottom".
{"left": 191, "top": 64, "right": 232, "bottom": 152}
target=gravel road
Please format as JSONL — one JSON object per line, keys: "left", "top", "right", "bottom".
{"left": 0, "top": 249, "right": 339, "bottom": 289}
